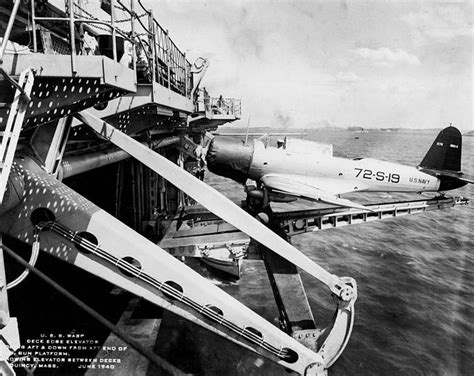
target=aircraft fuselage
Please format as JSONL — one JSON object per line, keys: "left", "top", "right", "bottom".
{"left": 248, "top": 141, "right": 441, "bottom": 194}
{"left": 206, "top": 127, "right": 470, "bottom": 209}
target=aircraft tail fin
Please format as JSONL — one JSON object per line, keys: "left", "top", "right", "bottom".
{"left": 419, "top": 126, "right": 462, "bottom": 172}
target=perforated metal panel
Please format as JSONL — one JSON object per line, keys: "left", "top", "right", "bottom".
{"left": 24, "top": 77, "right": 124, "bottom": 128}
{"left": 90, "top": 104, "right": 176, "bottom": 135}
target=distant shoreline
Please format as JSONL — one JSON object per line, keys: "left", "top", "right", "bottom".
{"left": 217, "top": 126, "right": 452, "bottom": 134}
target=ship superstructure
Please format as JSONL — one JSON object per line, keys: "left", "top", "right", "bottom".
{"left": 0, "top": 1, "right": 468, "bottom": 375}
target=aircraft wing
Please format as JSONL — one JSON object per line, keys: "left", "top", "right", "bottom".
{"left": 260, "top": 173, "right": 371, "bottom": 211}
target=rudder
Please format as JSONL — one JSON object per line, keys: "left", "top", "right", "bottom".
{"left": 419, "top": 126, "right": 462, "bottom": 172}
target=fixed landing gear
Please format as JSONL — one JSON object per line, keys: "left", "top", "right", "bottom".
{"left": 245, "top": 185, "right": 269, "bottom": 212}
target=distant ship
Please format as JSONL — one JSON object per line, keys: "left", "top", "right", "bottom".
{"left": 347, "top": 126, "right": 364, "bottom": 132}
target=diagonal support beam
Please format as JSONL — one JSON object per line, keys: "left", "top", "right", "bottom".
{"left": 75, "top": 110, "right": 355, "bottom": 302}
{"left": 0, "top": 157, "right": 329, "bottom": 375}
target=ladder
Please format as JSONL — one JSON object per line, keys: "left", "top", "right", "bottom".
{"left": 0, "top": 69, "right": 34, "bottom": 204}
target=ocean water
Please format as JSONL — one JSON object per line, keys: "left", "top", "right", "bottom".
{"left": 206, "top": 129, "right": 474, "bottom": 376}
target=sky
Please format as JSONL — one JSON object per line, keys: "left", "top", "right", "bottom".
{"left": 144, "top": 1, "right": 472, "bottom": 130}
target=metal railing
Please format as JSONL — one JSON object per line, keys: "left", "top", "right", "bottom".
{"left": 19, "top": 0, "right": 193, "bottom": 98}
{"left": 28, "top": 0, "right": 136, "bottom": 74}
{"left": 0, "top": 0, "right": 29, "bottom": 94}
{"left": 140, "top": 3, "right": 192, "bottom": 98}
{"left": 210, "top": 97, "right": 242, "bottom": 119}
{"left": 0, "top": 0, "right": 22, "bottom": 66}
{"left": 195, "top": 90, "right": 242, "bottom": 119}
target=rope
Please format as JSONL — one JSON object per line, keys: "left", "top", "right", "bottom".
{"left": 134, "top": 14, "right": 152, "bottom": 35}
{"left": 73, "top": 2, "right": 97, "bottom": 20}
{"left": 137, "top": 0, "right": 150, "bottom": 14}
{"left": 72, "top": 2, "right": 133, "bottom": 35}
{"left": 135, "top": 12, "right": 149, "bottom": 19}
{"left": 114, "top": 0, "right": 148, "bottom": 19}
{"left": 5, "top": 226, "right": 41, "bottom": 289}
{"left": 115, "top": 18, "right": 132, "bottom": 24}
{"left": 0, "top": 242, "right": 186, "bottom": 376}
{"left": 115, "top": 11, "right": 148, "bottom": 23}
{"left": 114, "top": 2, "right": 128, "bottom": 12}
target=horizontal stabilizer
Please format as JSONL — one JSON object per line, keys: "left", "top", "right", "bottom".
{"left": 420, "top": 168, "right": 474, "bottom": 184}
{"left": 460, "top": 173, "right": 474, "bottom": 184}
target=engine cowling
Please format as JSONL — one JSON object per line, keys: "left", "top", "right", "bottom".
{"left": 206, "top": 138, "right": 254, "bottom": 184}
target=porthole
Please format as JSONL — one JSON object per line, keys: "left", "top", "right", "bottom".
{"left": 117, "top": 256, "right": 142, "bottom": 278}
{"left": 204, "top": 304, "right": 223, "bottom": 316}
{"left": 30, "top": 207, "right": 56, "bottom": 226}
{"left": 162, "top": 280, "right": 184, "bottom": 300}
{"left": 280, "top": 348, "right": 298, "bottom": 363}
{"left": 244, "top": 326, "right": 263, "bottom": 339}
{"left": 74, "top": 231, "right": 98, "bottom": 254}
{"left": 93, "top": 102, "right": 108, "bottom": 111}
